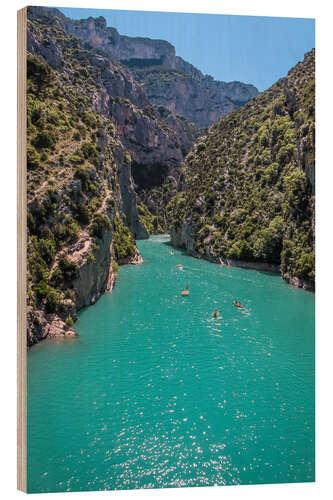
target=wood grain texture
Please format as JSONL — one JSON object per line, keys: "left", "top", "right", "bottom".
{"left": 17, "top": 6, "right": 27, "bottom": 493}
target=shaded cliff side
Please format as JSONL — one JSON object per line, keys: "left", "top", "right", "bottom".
{"left": 168, "top": 50, "right": 315, "bottom": 290}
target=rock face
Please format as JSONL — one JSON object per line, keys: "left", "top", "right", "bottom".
{"left": 133, "top": 70, "right": 258, "bottom": 128}
{"left": 25, "top": 45, "right": 146, "bottom": 345}
{"left": 27, "top": 6, "right": 198, "bottom": 191}
{"left": 72, "top": 230, "right": 114, "bottom": 309}
{"left": 24, "top": 6, "right": 261, "bottom": 346}
{"left": 170, "top": 223, "right": 195, "bottom": 255}
{"left": 70, "top": 16, "right": 259, "bottom": 128}
{"left": 169, "top": 50, "right": 315, "bottom": 290}
{"left": 27, "top": 7, "right": 258, "bottom": 129}
{"left": 27, "top": 6, "right": 259, "bottom": 242}
{"left": 27, "top": 307, "right": 77, "bottom": 344}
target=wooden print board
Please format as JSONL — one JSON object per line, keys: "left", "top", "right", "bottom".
{"left": 17, "top": 5, "right": 315, "bottom": 493}
{"left": 17, "top": 7, "right": 27, "bottom": 492}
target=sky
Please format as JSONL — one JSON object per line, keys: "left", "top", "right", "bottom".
{"left": 58, "top": 7, "right": 315, "bottom": 92}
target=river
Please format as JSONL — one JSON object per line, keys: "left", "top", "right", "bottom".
{"left": 27, "top": 235, "right": 315, "bottom": 492}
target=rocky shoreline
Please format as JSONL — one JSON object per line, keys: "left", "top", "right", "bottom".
{"left": 170, "top": 226, "right": 314, "bottom": 292}
{"left": 27, "top": 236, "right": 144, "bottom": 348}
{"left": 118, "top": 247, "right": 143, "bottom": 266}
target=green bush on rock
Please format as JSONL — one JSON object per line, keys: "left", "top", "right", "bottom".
{"left": 168, "top": 50, "right": 315, "bottom": 287}
{"left": 113, "top": 217, "right": 136, "bottom": 261}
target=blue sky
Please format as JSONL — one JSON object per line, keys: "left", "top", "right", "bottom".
{"left": 58, "top": 7, "right": 314, "bottom": 92}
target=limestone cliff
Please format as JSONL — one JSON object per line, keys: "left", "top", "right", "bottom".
{"left": 28, "top": 6, "right": 258, "bottom": 128}
{"left": 27, "top": 6, "right": 259, "bottom": 239}
{"left": 27, "top": 6, "right": 198, "bottom": 190}
{"left": 26, "top": 49, "right": 147, "bottom": 346}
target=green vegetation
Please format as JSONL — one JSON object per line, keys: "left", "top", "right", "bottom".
{"left": 168, "top": 50, "right": 315, "bottom": 287}
{"left": 27, "top": 145, "right": 40, "bottom": 170}
{"left": 112, "top": 261, "right": 119, "bottom": 273}
{"left": 137, "top": 203, "right": 155, "bottom": 234}
{"left": 113, "top": 216, "right": 136, "bottom": 261}
{"left": 138, "top": 177, "right": 178, "bottom": 234}
{"left": 33, "top": 280, "right": 62, "bottom": 313}
{"left": 27, "top": 54, "right": 52, "bottom": 92}
{"left": 26, "top": 50, "right": 139, "bottom": 323}
{"left": 90, "top": 214, "right": 112, "bottom": 239}
{"left": 65, "top": 315, "right": 74, "bottom": 327}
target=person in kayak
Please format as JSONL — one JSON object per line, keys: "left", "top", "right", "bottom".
{"left": 212, "top": 309, "right": 219, "bottom": 317}
{"left": 233, "top": 300, "right": 243, "bottom": 308}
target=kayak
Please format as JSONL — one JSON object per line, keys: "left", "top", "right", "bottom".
{"left": 233, "top": 301, "right": 243, "bottom": 308}
{"left": 181, "top": 290, "right": 190, "bottom": 296}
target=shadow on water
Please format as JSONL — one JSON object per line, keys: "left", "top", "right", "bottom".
{"left": 159, "top": 234, "right": 314, "bottom": 292}
{"left": 160, "top": 234, "right": 194, "bottom": 258}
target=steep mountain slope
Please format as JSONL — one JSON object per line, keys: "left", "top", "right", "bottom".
{"left": 27, "top": 7, "right": 198, "bottom": 190}
{"left": 132, "top": 68, "right": 258, "bottom": 128}
{"left": 26, "top": 53, "right": 148, "bottom": 346}
{"left": 27, "top": 7, "right": 260, "bottom": 237}
{"left": 28, "top": 6, "right": 258, "bottom": 128}
{"left": 26, "top": 6, "right": 204, "bottom": 345}
{"left": 169, "top": 50, "right": 315, "bottom": 290}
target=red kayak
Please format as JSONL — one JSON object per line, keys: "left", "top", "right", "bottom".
{"left": 233, "top": 301, "right": 243, "bottom": 308}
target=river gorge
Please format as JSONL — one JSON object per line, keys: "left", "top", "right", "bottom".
{"left": 27, "top": 236, "right": 315, "bottom": 492}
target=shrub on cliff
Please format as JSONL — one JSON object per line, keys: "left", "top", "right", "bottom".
{"left": 27, "top": 145, "right": 40, "bottom": 170}
{"left": 44, "top": 287, "right": 62, "bottom": 313}
{"left": 32, "top": 129, "right": 58, "bottom": 150}
{"left": 75, "top": 203, "right": 91, "bottom": 225}
{"left": 49, "top": 266, "right": 63, "bottom": 288}
{"left": 37, "top": 238, "right": 56, "bottom": 265}
{"left": 113, "top": 217, "right": 136, "bottom": 261}
{"left": 58, "top": 256, "right": 79, "bottom": 282}
{"left": 81, "top": 142, "right": 99, "bottom": 165}
{"left": 27, "top": 54, "right": 52, "bottom": 92}
{"left": 28, "top": 236, "right": 55, "bottom": 279}
{"left": 33, "top": 281, "right": 62, "bottom": 313}
{"left": 196, "top": 142, "right": 206, "bottom": 153}
{"left": 52, "top": 220, "right": 79, "bottom": 248}
{"left": 295, "top": 252, "right": 315, "bottom": 280}
{"left": 70, "top": 152, "right": 85, "bottom": 165}
{"left": 72, "top": 130, "right": 81, "bottom": 141}
{"left": 28, "top": 254, "right": 50, "bottom": 282}
{"left": 168, "top": 50, "right": 315, "bottom": 286}
{"left": 65, "top": 316, "right": 74, "bottom": 327}
{"left": 90, "top": 214, "right": 111, "bottom": 239}
{"left": 74, "top": 166, "right": 89, "bottom": 190}
{"left": 138, "top": 203, "right": 154, "bottom": 234}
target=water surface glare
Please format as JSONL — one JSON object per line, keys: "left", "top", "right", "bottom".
{"left": 27, "top": 235, "right": 315, "bottom": 492}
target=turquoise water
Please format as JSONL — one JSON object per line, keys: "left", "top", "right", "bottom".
{"left": 27, "top": 235, "right": 315, "bottom": 493}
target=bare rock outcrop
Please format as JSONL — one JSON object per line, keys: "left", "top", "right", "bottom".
{"left": 27, "top": 6, "right": 258, "bottom": 129}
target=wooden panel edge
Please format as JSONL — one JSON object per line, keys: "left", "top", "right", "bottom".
{"left": 17, "top": 6, "right": 27, "bottom": 493}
